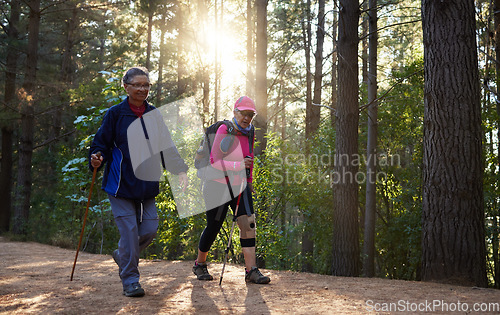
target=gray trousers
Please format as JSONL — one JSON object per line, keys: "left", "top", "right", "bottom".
{"left": 108, "top": 195, "right": 159, "bottom": 288}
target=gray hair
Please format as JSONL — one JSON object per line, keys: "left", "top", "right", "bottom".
{"left": 122, "top": 67, "right": 149, "bottom": 84}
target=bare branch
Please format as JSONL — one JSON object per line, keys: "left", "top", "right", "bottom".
{"left": 359, "top": 68, "right": 423, "bottom": 112}
{"left": 33, "top": 130, "right": 77, "bottom": 150}
{"left": 359, "top": 19, "right": 421, "bottom": 41}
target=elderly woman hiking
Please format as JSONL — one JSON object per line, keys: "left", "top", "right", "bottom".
{"left": 192, "top": 96, "right": 270, "bottom": 284}
{"left": 89, "top": 67, "right": 188, "bottom": 297}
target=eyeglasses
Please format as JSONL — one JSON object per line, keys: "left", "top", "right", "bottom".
{"left": 235, "top": 109, "right": 256, "bottom": 118}
{"left": 128, "top": 83, "right": 152, "bottom": 90}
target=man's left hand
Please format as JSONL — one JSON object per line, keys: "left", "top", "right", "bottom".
{"left": 178, "top": 172, "right": 188, "bottom": 192}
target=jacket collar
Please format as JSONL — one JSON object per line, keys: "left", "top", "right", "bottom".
{"left": 119, "top": 97, "right": 154, "bottom": 116}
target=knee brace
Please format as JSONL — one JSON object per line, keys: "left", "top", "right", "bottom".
{"left": 237, "top": 214, "right": 256, "bottom": 240}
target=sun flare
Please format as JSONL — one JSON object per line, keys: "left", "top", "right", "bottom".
{"left": 202, "top": 26, "right": 247, "bottom": 88}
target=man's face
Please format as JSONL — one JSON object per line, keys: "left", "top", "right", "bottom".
{"left": 124, "top": 75, "right": 150, "bottom": 105}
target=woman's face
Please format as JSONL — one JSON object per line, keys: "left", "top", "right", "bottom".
{"left": 124, "top": 75, "right": 150, "bottom": 106}
{"left": 234, "top": 109, "right": 255, "bottom": 129}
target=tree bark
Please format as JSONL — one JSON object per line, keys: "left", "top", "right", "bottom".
{"left": 493, "top": 0, "right": 500, "bottom": 289}
{"left": 300, "top": 0, "right": 314, "bottom": 273}
{"left": 177, "top": 3, "right": 187, "bottom": 100}
{"left": 332, "top": 0, "right": 360, "bottom": 277}
{"left": 331, "top": 0, "right": 338, "bottom": 126}
{"left": 363, "top": 0, "right": 378, "bottom": 278}
{"left": 147, "top": 11, "right": 153, "bottom": 71}
{"left": 13, "top": 0, "right": 41, "bottom": 235}
{"left": 0, "top": 0, "right": 20, "bottom": 232}
{"left": 157, "top": 14, "right": 166, "bottom": 107}
{"left": 303, "top": 0, "right": 313, "bottom": 141}
{"left": 246, "top": 0, "right": 255, "bottom": 98}
{"left": 214, "top": 0, "right": 220, "bottom": 122}
{"left": 254, "top": 0, "right": 268, "bottom": 156}
{"left": 312, "top": 0, "right": 325, "bottom": 132}
{"left": 361, "top": 1, "right": 368, "bottom": 85}
{"left": 421, "top": 0, "right": 486, "bottom": 287}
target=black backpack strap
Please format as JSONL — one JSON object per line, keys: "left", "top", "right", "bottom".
{"left": 218, "top": 120, "right": 235, "bottom": 200}
{"left": 221, "top": 160, "right": 235, "bottom": 201}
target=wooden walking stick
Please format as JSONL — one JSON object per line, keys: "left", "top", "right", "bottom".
{"left": 70, "top": 154, "right": 99, "bottom": 281}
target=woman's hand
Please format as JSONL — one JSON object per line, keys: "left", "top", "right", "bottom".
{"left": 243, "top": 156, "right": 253, "bottom": 169}
{"left": 247, "top": 182, "right": 256, "bottom": 194}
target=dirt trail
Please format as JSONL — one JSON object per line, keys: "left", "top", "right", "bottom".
{"left": 1, "top": 237, "right": 499, "bottom": 314}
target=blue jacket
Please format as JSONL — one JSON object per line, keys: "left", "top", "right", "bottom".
{"left": 89, "top": 98, "right": 188, "bottom": 200}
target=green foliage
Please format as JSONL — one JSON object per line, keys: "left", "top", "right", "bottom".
{"left": 373, "top": 58, "right": 424, "bottom": 280}
{"left": 29, "top": 72, "right": 125, "bottom": 252}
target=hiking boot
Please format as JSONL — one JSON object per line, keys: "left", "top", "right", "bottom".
{"left": 245, "top": 267, "right": 270, "bottom": 284}
{"left": 112, "top": 249, "right": 122, "bottom": 279}
{"left": 123, "top": 282, "right": 145, "bottom": 297}
{"left": 193, "top": 261, "right": 213, "bottom": 280}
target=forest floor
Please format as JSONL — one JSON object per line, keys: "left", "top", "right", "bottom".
{"left": 1, "top": 237, "right": 499, "bottom": 314}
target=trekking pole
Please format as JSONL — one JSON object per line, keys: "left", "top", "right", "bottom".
{"left": 70, "top": 154, "right": 99, "bottom": 281}
{"left": 219, "top": 180, "right": 245, "bottom": 286}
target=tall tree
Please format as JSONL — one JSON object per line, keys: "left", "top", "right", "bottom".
{"left": 331, "top": 0, "right": 338, "bottom": 126}
{"left": 303, "top": 0, "right": 313, "bottom": 141}
{"left": 493, "top": 0, "right": 500, "bottom": 288}
{"left": 13, "top": 0, "right": 41, "bottom": 235}
{"left": 301, "top": 0, "right": 314, "bottom": 273}
{"left": 0, "top": 0, "right": 21, "bottom": 232}
{"left": 176, "top": 1, "right": 187, "bottom": 100}
{"left": 254, "top": 0, "right": 268, "bottom": 155}
{"left": 312, "top": 0, "right": 325, "bottom": 131}
{"left": 246, "top": 0, "right": 255, "bottom": 98}
{"left": 332, "top": 0, "right": 360, "bottom": 276}
{"left": 192, "top": 0, "right": 211, "bottom": 126}
{"left": 140, "top": 0, "right": 160, "bottom": 71}
{"left": 214, "top": 0, "right": 220, "bottom": 122}
{"left": 363, "top": 0, "right": 378, "bottom": 277}
{"left": 156, "top": 12, "right": 167, "bottom": 107}
{"left": 421, "top": 0, "right": 486, "bottom": 286}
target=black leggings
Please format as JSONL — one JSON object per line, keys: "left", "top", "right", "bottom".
{"left": 198, "top": 181, "right": 254, "bottom": 252}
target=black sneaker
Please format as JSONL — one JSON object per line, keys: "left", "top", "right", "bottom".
{"left": 112, "top": 249, "right": 122, "bottom": 279}
{"left": 193, "top": 261, "right": 213, "bottom": 280}
{"left": 123, "top": 282, "right": 145, "bottom": 297}
{"left": 245, "top": 267, "right": 270, "bottom": 284}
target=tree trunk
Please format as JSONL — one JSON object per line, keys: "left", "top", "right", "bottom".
{"left": 196, "top": 0, "right": 210, "bottom": 126}
{"left": 246, "top": 0, "right": 255, "bottom": 98}
{"left": 332, "top": 0, "right": 360, "bottom": 277}
{"left": 331, "top": 0, "right": 338, "bottom": 126}
{"left": 177, "top": 3, "right": 187, "bottom": 100}
{"left": 0, "top": 0, "right": 20, "bottom": 232}
{"left": 157, "top": 14, "right": 166, "bottom": 107}
{"left": 214, "top": 0, "right": 220, "bottom": 122}
{"left": 312, "top": 0, "right": 325, "bottom": 131}
{"left": 254, "top": 0, "right": 268, "bottom": 156}
{"left": 363, "top": 0, "right": 378, "bottom": 278}
{"left": 0, "top": 127, "right": 13, "bottom": 232}
{"left": 361, "top": 1, "right": 368, "bottom": 85}
{"left": 300, "top": 0, "right": 314, "bottom": 273}
{"left": 147, "top": 11, "right": 153, "bottom": 71}
{"left": 421, "top": 0, "right": 486, "bottom": 287}
{"left": 493, "top": 0, "right": 500, "bottom": 289}
{"left": 303, "top": 0, "right": 313, "bottom": 141}
{"left": 13, "top": 0, "right": 41, "bottom": 235}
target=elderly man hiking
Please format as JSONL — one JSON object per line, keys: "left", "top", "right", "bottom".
{"left": 89, "top": 67, "right": 188, "bottom": 297}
